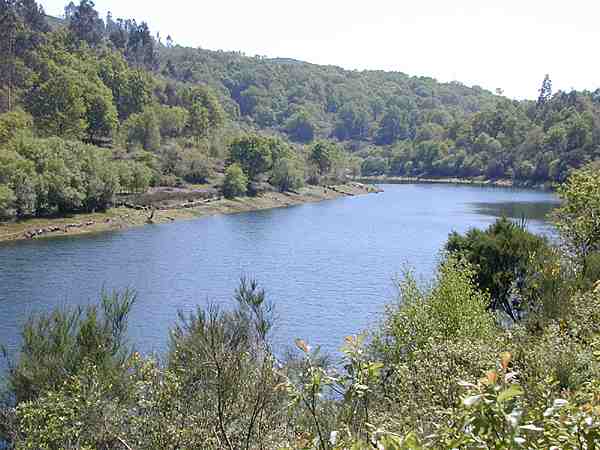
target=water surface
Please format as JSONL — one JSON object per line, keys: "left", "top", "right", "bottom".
{"left": 0, "top": 184, "right": 559, "bottom": 365}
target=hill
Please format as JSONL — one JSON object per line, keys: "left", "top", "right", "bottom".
{"left": 2, "top": 0, "right": 600, "bottom": 224}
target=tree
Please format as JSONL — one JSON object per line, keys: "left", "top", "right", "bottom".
{"left": 446, "top": 217, "right": 550, "bottom": 320}
{"left": 310, "top": 141, "right": 341, "bottom": 176}
{"left": 68, "top": 0, "right": 104, "bottom": 47}
{"left": 187, "top": 102, "right": 209, "bottom": 142}
{"left": 285, "top": 110, "right": 315, "bottom": 143}
{"left": 181, "top": 85, "right": 225, "bottom": 132}
{"left": 0, "top": 2, "right": 22, "bottom": 112}
{"left": 122, "top": 109, "right": 161, "bottom": 151}
{"left": 361, "top": 156, "right": 388, "bottom": 176}
{"left": 375, "top": 106, "right": 409, "bottom": 145}
{"left": 537, "top": 74, "right": 552, "bottom": 107}
{"left": 84, "top": 82, "right": 118, "bottom": 143}
{"left": 0, "top": 108, "right": 32, "bottom": 144}
{"left": 552, "top": 165, "right": 600, "bottom": 274}
{"left": 222, "top": 163, "right": 248, "bottom": 198}
{"left": 228, "top": 135, "right": 273, "bottom": 181}
{"left": 0, "top": 183, "right": 16, "bottom": 219}
{"left": 25, "top": 69, "right": 87, "bottom": 139}
{"left": 155, "top": 105, "right": 188, "bottom": 138}
{"left": 270, "top": 157, "right": 304, "bottom": 192}
{"left": 8, "top": 290, "right": 135, "bottom": 402}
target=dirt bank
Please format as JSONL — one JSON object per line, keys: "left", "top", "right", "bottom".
{"left": 0, "top": 183, "right": 381, "bottom": 244}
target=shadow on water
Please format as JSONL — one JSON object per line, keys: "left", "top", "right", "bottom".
{"left": 469, "top": 201, "right": 560, "bottom": 222}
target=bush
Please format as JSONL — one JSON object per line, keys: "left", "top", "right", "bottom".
{"left": 446, "top": 217, "right": 550, "bottom": 319}
{"left": 222, "top": 163, "right": 248, "bottom": 198}
{"left": 7, "top": 290, "right": 135, "bottom": 403}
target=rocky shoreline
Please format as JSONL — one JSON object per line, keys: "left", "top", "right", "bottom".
{"left": 0, "top": 183, "right": 381, "bottom": 244}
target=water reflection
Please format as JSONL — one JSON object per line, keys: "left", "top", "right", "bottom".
{"left": 469, "top": 200, "right": 560, "bottom": 222}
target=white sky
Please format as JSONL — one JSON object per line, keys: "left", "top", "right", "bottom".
{"left": 40, "top": 0, "right": 600, "bottom": 100}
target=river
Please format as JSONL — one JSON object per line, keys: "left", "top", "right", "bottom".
{"left": 0, "top": 184, "right": 559, "bottom": 367}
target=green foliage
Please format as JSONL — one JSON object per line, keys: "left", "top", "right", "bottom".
{"left": 361, "top": 156, "right": 388, "bottom": 176}
{"left": 0, "top": 108, "right": 33, "bottom": 144}
{"left": 446, "top": 217, "right": 550, "bottom": 318}
{"left": 154, "top": 104, "right": 188, "bottom": 138}
{"left": 222, "top": 162, "right": 248, "bottom": 198}
{"left": 376, "top": 257, "right": 495, "bottom": 361}
{"left": 8, "top": 289, "right": 135, "bottom": 403}
{"left": 270, "top": 157, "right": 304, "bottom": 192}
{"left": 181, "top": 85, "right": 225, "bottom": 135}
{"left": 25, "top": 69, "right": 87, "bottom": 139}
{"left": 553, "top": 165, "right": 600, "bottom": 269}
{"left": 121, "top": 108, "right": 161, "bottom": 151}
{"left": 0, "top": 184, "right": 17, "bottom": 219}
{"left": 0, "top": 134, "right": 141, "bottom": 217}
{"left": 285, "top": 110, "right": 316, "bottom": 143}
{"left": 177, "top": 149, "right": 213, "bottom": 184}
{"left": 83, "top": 80, "right": 118, "bottom": 142}
{"left": 167, "top": 277, "right": 282, "bottom": 450}
{"left": 310, "top": 141, "right": 342, "bottom": 176}
{"left": 228, "top": 134, "right": 275, "bottom": 180}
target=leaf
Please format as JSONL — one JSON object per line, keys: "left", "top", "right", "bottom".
{"left": 498, "top": 384, "right": 524, "bottom": 403}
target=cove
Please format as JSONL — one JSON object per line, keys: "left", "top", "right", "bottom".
{"left": 0, "top": 184, "right": 559, "bottom": 368}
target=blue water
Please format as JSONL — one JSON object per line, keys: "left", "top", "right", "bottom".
{"left": 0, "top": 184, "right": 558, "bottom": 366}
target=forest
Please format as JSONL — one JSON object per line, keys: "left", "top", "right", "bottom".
{"left": 2, "top": 0, "right": 600, "bottom": 222}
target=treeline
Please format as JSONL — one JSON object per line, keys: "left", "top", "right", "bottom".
{"left": 161, "top": 46, "right": 600, "bottom": 184}
{"left": 2, "top": 165, "right": 600, "bottom": 448}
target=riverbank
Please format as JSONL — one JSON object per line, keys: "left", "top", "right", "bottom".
{"left": 355, "top": 176, "right": 554, "bottom": 190}
{"left": 0, "top": 183, "right": 381, "bottom": 243}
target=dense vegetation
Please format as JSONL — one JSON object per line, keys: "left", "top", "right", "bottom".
{"left": 0, "top": 0, "right": 365, "bottom": 221}
{"left": 157, "top": 35, "right": 600, "bottom": 185}
{"left": 3, "top": 0, "right": 600, "bottom": 223}
{"left": 1, "top": 167, "right": 600, "bottom": 449}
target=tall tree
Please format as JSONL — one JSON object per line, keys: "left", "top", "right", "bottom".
{"left": 68, "top": 0, "right": 104, "bottom": 47}
{"left": 537, "top": 74, "right": 552, "bottom": 107}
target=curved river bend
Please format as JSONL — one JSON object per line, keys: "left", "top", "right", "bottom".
{"left": 0, "top": 184, "right": 558, "bottom": 364}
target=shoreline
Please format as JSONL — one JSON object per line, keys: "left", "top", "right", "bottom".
{"left": 0, "top": 183, "right": 381, "bottom": 244}
{"left": 354, "top": 176, "right": 554, "bottom": 191}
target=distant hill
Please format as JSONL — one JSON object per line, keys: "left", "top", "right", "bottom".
{"left": 2, "top": 0, "right": 600, "bottom": 189}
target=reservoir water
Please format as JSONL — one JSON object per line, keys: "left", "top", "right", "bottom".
{"left": 0, "top": 184, "right": 559, "bottom": 365}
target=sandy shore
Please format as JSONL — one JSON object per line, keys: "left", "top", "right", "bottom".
{"left": 0, "top": 183, "right": 381, "bottom": 244}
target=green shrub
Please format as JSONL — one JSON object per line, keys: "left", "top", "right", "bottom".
{"left": 222, "top": 163, "right": 248, "bottom": 198}
{"left": 446, "top": 217, "right": 551, "bottom": 319}
{"left": 7, "top": 290, "right": 135, "bottom": 403}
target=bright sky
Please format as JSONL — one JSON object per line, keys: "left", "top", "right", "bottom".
{"left": 40, "top": 0, "right": 600, "bottom": 100}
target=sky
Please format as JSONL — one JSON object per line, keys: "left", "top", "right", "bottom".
{"left": 39, "top": 0, "right": 600, "bottom": 100}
